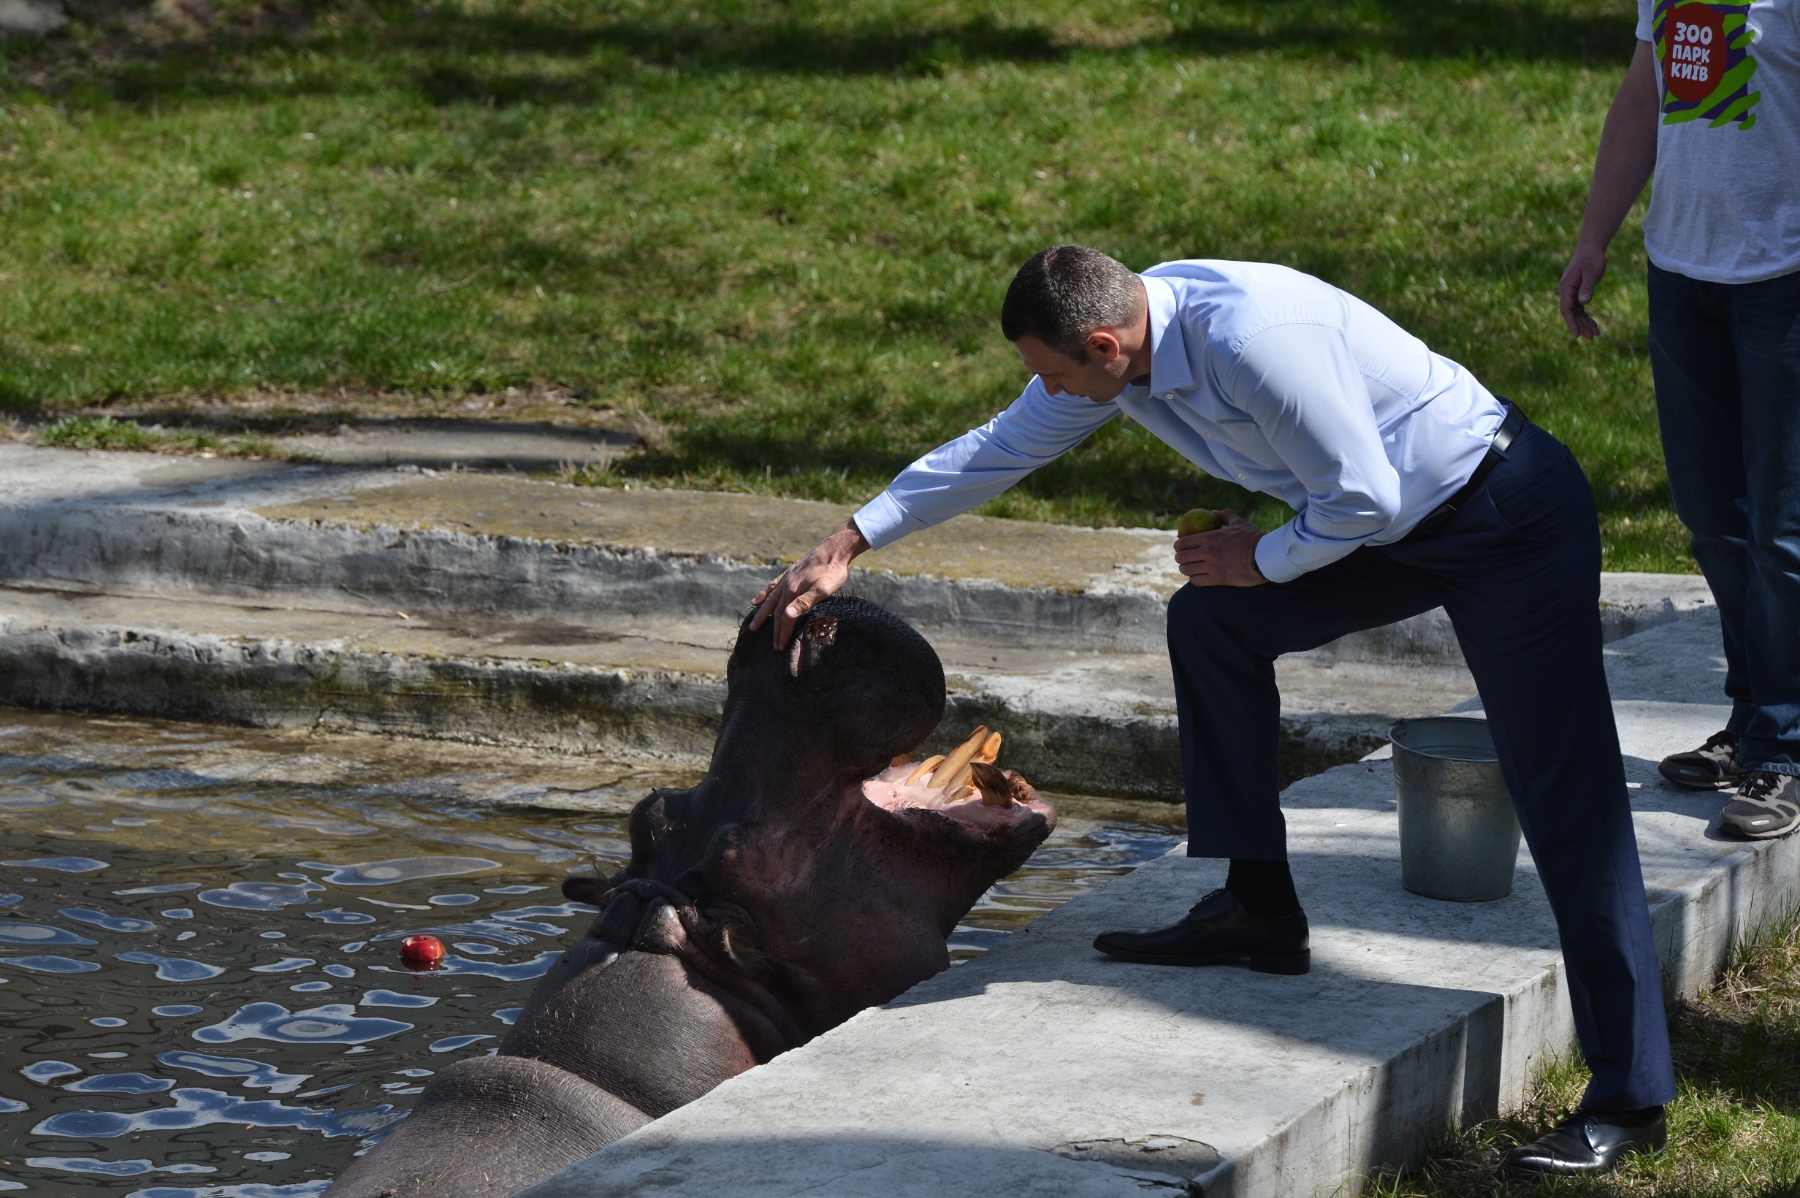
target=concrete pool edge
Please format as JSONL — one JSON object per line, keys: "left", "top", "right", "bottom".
{"left": 0, "top": 588, "right": 1652, "bottom": 802}
{"left": 0, "top": 441, "right": 1718, "bottom": 798}
{"left": 0, "top": 442, "right": 1714, "bottom": 664}
{"left": 516, "top": 616, "right": 1763, "bottom": 1198}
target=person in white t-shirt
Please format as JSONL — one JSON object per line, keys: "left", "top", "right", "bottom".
{"left": 1562, "top": 0, "right": 1800, "bottom": 838}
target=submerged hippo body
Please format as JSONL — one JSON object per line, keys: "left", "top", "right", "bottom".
{"left": 327, "top": 597, "right": 1056, "bottom": 1198}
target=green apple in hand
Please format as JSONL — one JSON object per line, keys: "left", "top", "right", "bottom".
{"left": 1176, "top": 508, "right": 1221, "bottom": 538}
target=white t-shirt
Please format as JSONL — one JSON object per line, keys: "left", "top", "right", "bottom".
{"left": 1636, "top": 0, "right": 1800, "bottom": 283}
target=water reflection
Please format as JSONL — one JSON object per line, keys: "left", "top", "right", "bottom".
{"left": 159, "top": 1051, "right": 312, "bottom": 1094}
{"left": 0, "top": 710, "right": 1182, "bottom": 1193}
{"left": 193, "top": 1004, "right": 414, "bottom": 1047}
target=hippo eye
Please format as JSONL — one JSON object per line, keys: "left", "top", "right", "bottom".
{"left": 787, "top": 615, "right": 840, "bottom": 678}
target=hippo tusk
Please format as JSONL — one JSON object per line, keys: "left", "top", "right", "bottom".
{"left": 971, "top": 761, "right": 1012, "bottom": 807}
{"left": 977, "top": 732, "right": 1002, "bottom": 763}
{"left": 929, "top": 725, "right": 989, "bottom": 788}
{"left": 905, "top": 755, "right": 946, "bottom": 786}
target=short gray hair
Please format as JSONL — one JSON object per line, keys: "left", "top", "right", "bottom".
{"left": 1000, "top": 245, "right": 1142, "bottom": 360}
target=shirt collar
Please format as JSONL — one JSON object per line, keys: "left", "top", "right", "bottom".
{"left": 1141, "top": 275, "right": 1194, "bottom": 395}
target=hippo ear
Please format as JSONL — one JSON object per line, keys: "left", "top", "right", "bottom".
{"left": 561, "top": 874, "right": 614, "bottom": 909}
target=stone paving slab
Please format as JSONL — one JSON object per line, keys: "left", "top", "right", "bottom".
{"left": 520, "top": 613, "right": 1788, "bottom": 1198}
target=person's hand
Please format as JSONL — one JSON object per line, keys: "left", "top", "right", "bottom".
{"left": 749, "top": 518, "right": 871, "bottom": 648}
{"left": 1559, "top": 242, "right": 1608, "bottom": 340}
{"left": 1173, "top": 509, "right": 1267, "bottom": 587}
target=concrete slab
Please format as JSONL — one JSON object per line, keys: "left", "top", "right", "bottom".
{"left": 0, "top": 443, "right": 1713, "bottom": 661}
{"left": 0, "top": 583, "right": 1475, "bottom": 796}
{"left": 518, "top": 613, "right": 1786, "bottom": 1198}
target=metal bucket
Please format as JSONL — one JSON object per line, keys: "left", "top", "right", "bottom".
{"left": 1390, "top": 717, "right": 1522, "bottom": 902}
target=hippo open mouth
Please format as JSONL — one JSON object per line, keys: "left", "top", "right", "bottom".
{"left": 327, "top": 596, "right": 1056, "bottom": 1198}
{"left": 861, "top": 725, "right": 1057, "bottom": 834}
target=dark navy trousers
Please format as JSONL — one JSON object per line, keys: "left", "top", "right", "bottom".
{"left": 1649, "top": 263, "right": 1800, "bottom": 774}
{"left": 1167, "top": 422, "right": 1676, "bottom": 1111}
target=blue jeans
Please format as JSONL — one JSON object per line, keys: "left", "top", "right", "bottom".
{"left": 1167, "top": 422, "right": 1675, "bottom": 1111}
{"left": 1648, "top": 263, "right": 1800, "bottom": 775}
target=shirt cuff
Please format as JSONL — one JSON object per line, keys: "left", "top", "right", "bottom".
{"left": 851, "top": 491, "right": 916, "bottom": 552}
{"left": 1253, "top": 525, "right": 1306, "bottom": 585}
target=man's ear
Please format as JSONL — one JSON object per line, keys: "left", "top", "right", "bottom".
{"left": 1086, "top": 328, "right": 1124, "bottom": 361}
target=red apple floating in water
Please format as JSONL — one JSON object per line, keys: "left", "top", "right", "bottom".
{"left": 400, "top": 934, "right": 445, "bottom": 970}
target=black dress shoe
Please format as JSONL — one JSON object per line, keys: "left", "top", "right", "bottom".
{"left": 1092, "top": 889, "right": 1309, "bottom": 974}
{"left": 1502, "top": 1107, "right": 1667, "bottom": 1176}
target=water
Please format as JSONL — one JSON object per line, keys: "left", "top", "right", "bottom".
{"left": 0, "top": 711, "right": 1182, "bottom": 1195}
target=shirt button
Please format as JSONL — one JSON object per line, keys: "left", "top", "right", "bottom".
{"left": 1238, "top": 473, "right": 1246, "bottom": 480}
{"left": 1162, "top": 393, "right": 1175, "bottom": 401}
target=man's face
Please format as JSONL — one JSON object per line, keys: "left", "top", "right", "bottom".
{"left": 1013, "top": 335, "right": 1132, "bottom": 404}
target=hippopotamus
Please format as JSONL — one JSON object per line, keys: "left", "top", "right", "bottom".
{"left": 326, "top": 596, "right": 1057, "bottom": 1197}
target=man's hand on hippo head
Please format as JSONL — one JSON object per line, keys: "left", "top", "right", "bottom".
{"left": 749, "top": 517, "right": 871, "bottom": 649}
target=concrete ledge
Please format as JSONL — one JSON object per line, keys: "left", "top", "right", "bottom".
{"left": 0, "top": 590, "right": 1435, "bottom": 796}
{"left": 0, "top": 615, "right": 728, "bottom": 760}
{"left": 519, "top": 614, "right": 1783, "bottom": 1198}
{"left": 0, "top": 445, "right": 1714, "bottom": 662}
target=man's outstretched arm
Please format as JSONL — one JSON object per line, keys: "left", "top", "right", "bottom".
{"left": 748, "top": 378, "right": 1118, "bottom": 647}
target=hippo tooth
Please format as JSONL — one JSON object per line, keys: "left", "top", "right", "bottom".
{"left": 944, "top": 763, "right": 974, "bottom": 792}
{"left": 971, "top": 762, "right": 1012, "bottom": 807}
{"left": 905, "top": 755, "right": 945, "bottom": 786}
{"left": 977, "top": 732, "right": 1002, "bottom": 763}
{"left": 928, "top": 725, "right": 989, "bottom": 788}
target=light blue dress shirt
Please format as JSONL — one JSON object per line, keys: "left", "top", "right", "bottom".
{"left": 853, "top": 259, "right": 1510, "bottom": 584}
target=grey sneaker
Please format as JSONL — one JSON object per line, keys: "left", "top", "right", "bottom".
{"left": 1719, "top": 771, "right": 1800, "bottom": 840}
{"left": 1659, "top": 730, "right": 1741, "bottom": 791}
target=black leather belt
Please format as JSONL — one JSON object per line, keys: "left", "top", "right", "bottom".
{"left": 1408, "top": 400, "right": 1527, "bottom": 540}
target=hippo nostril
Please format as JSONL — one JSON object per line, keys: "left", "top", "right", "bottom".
{"left": 593, "top": 892, "right": 643, "bottom": 945}
{"left": 632, "top": 900, "right": 687, "bottom": 954}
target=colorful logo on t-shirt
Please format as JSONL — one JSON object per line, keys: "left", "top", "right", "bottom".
{"left": 1654, "top": 0, "right": 1761, "bottom": 127}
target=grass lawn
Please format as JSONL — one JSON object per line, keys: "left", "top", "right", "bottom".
{"left": 1372, "top": 917, "right": 1800, "bottom": 1196}
{"left": 1, "top": 0, "right": 1691, "bottom": 570}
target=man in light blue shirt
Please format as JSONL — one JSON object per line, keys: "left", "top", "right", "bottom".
{"left": 751, "top": 245, "right": 1674, "bottom": 1176}
{"left": 852, "top": 257, "right": 1508, "bottom": 582}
